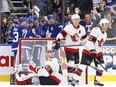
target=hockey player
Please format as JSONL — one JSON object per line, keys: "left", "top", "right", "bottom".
{"left": 72, "top": 18, "right": 110, "bottom": 86}
{"left": 12, "top": 17, "right": 27, "bottom": 59}
{"left": 25, "top": 17, "right": 36, "bottom": 38}
{"left": 27, "top": 50, "right": 63, "bottom": 85}
{"left": 32, "top": 15, "right": 39, "bottom": 28}
{"left": 26, "top": 17, "right": 42, "bottom": 38}
{"left": 41, "top": 14, "right": 63, "bottom": 38}
{"left": 54, "top": 14, "right": 87, "bottom": 85}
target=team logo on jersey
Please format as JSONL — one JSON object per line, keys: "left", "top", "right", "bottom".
{"left": 71, "top": 33, "right": 79, "bottom": 42}
{"left": 98, "top": 38, "right": 104, "bottom": 47}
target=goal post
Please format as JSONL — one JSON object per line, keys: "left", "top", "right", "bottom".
{"left": 18, "top": 38, "right": 88, "bottom": 84}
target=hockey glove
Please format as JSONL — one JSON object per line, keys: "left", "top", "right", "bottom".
{"left": 90, "top": 50, "right": 96, "bottom": 59}
{"left": 71, "top": 33, "right": 79, "bottom": 42}
{"left": 54, "top": 38, "right": 61, "bottom": 50}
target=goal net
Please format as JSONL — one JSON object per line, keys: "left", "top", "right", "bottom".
{"left": 17, "top": 38, "right": 88, "bottom": 84}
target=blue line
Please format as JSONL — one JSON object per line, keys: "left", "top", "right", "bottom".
{"left": 103, "top": 44, "right": 116, "bottom": 46}
{"left": 0, "top": 44, "right": 12, "bottom": 46}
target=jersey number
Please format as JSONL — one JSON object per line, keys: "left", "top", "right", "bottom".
{"left": 13, "top": 31, "right": 19, "bottom": 42}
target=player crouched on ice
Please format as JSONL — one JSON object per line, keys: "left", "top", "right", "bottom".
{"left": 28, "top": 49, "right": 63, "bottom": 85}
{"left": 13, "top": 50, "right": 63, "bottom": 85}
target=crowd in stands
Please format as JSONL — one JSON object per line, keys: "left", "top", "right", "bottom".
{"left": 0, "top": 0, "right": 116, "bottom": 44}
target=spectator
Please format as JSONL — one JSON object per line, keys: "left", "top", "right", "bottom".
{"left": 80, "top": 13, "right": 96, "bottom": 35}
{"left": 33, "top": 0, "right": 45, "bottom": 15}
{"left": 91, "top": 6, "right": 101, "bottom": 24}
{"left": 1, "top": 15, "right": 8, "bottom": 43}
{"left": 77, "top": 0, "right": 93, "bottom": 19}
{"left": 96, "top": 1, "right": 107, "bottom": 18}
{"left": 104, "top": 12, "right": 116, "bottom": 44}
{"left": 105, "top": 0, "right": 116, "bottom": 7}
{"left": 93, "top": 0, "right": 103, "bottom": 7}
{"left": 0, "top": 0, "right": 14, "bottom": 17}
{"left": 109, "top": 7, "right": 116, "bottom": 16}
{"left": 51, "top": 0, "right": 62, "bottom": 23}
{"left": 66, "top": 0, "right": 79, "bottom": 15}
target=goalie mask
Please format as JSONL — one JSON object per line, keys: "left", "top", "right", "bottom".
{"left": 46, "top": 50, "right": 55, "bottom": 60}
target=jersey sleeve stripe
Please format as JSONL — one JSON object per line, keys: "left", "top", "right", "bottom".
{"left": 89, "top": 35, "right": 97, "bottom": 42}
{"left": 81, "top": 34, "right": 87, "bottom": 40}
{"left": 61, "top": 30, "right": 68, "bottom": 37}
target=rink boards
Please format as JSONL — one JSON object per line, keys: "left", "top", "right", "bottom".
{"left": 0, "top": 44, "right": 116, "bottom": 82}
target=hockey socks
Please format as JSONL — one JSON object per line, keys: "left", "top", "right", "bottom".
{"left": 94, "top": 69, "right": 104, "bottom": 86}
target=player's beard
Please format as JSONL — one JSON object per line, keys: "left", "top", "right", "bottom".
{"left": 101, "top": 24, "right": 110, "bottom": 32}
{"left": 74, "top": 22, "right": 79, "bottom": 27}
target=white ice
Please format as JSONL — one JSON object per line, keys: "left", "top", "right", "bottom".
{"left": 0, "top": 82, "right": 116, "bottom": 87}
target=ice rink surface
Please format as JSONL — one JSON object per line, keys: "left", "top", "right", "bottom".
{"left": 0, "top": 82, "right": 116, "bottom": 87}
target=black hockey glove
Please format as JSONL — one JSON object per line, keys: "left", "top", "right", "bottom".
{"left": 54, "top": 38, "right": 61, "bottom": 50}
{"left": 90, "top": 50, "right": 96, "bottom": 59}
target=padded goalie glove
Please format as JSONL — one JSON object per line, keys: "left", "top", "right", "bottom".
{"left": 90, "top": 50, "right": 96, "bottom": 59}
{"left": 28, "top": 62, "right": 40, "bottom": 73}
{"left": 54, "top": 38, "right": 60, "bottom": 50}
{"left": 71, "top": 33, "right": 79, "bottom": 42}
{"left": 15, "top": 71, "right": 36, "bottom": 85}
{"left": 29, "top": 65, "right": 37, "bottom": 73}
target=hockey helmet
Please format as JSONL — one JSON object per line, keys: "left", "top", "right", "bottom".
{"left": 33, "top": 16, "right": 39, "bottom": 21}
{"left": 46, "top": 50, "right": 54, "bottom": 53}
{"left": 18, "top": 17, "right": 26, "bottom": 23}
{"left": 71, "top": 14, "right": 80, "bottom": 20}
{"left": 47, "top": 14, "right": 55, "bottom": 20}
{"left": 99, "top": 18, "right": 110, "bottom": 25}
{"left": 26, "top": 17, "right": 34, "bottom": 24}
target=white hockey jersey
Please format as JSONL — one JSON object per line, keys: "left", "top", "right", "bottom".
{"left": 84, "top": 27, "right": 107, "bottom": 53}
{"left": 15, "top": 58, "right": 62, "bottom": 84}
{"left": 56, "top": 23, "right": 87, "bottom": 52}
{"left": 37, "top": 58, "right": 62, "bottom": 83}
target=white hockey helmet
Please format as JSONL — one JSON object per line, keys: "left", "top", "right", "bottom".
{"left": 99, "top": 18, "right": 110, "bottom": 25}
{"left": 71, "top": 14, "right": 80, "bottom": 20}
{"left": 46, "top": 49, "right": 54, "bottom": 53}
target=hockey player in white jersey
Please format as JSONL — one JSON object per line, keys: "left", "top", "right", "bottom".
{"left": 54, "top": 14, "right": 87, "bottom": 85}
{"left": 72, "top": 18, "right": 110, "bottom": 86}
{"left": 28, "top": 50, "right": 63, "bottom": 85}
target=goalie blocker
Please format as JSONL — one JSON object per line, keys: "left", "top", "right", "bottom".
{"left": 11, "top": 50, "right": 63, "bottom": 85}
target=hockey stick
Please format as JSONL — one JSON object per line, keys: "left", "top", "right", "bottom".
{"left": 60, "top": 44, "right": 108, "bottom": 72}
{"left": 60, "top": 44, "right": 82, "bottom": 47}
{"left": 94, "top": 58, "right": 107, "bottom": 72}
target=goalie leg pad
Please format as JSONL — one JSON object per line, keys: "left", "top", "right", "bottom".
{"left": 15, "top": 78, "right": 32, "bottom": 85}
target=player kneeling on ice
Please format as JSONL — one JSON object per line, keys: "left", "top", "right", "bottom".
{"left": 14, "top": 50, "right": 63, "bottom": 85}
{"left": 28, "top": 50, "right": 63, "bottom": 85}
{"left": 73, "top": 18, "right": 110, "bottom": 86}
